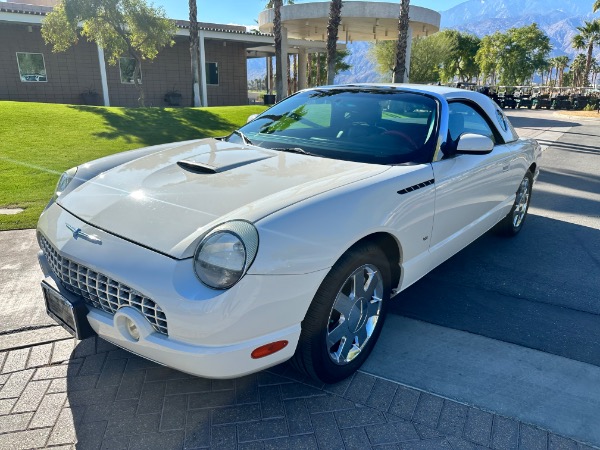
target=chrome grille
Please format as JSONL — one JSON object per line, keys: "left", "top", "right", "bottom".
{"left": 39, "top": 234, "right": 168, "bottom": 336}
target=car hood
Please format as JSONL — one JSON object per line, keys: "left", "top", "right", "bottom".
{"left": 58, "top": 138, "right": 389, "bottom": 258}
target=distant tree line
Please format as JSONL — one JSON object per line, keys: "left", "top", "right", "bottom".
{"left": 370, "top": 0, "right": 600, "bottom": 89}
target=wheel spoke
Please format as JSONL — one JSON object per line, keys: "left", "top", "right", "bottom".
{"left": 367, "top": 297, "right": 382, "bottom": 317}
{"left": 327, "top": 320, "right": 350, "bottom": 349}
{"left": 339, "top": 336, "right": 358, "bottom": 362}
{"left": 356, "top": 325, "right": 368, "bottom": 346}
{"left": 363, "top": 269, "right": 379, "bottom": 300}
{"left": 352, "top": 270, "right": 367, "bottom": 298}
{"left": 333, "top": 293, "right": 354, "bottom": 319}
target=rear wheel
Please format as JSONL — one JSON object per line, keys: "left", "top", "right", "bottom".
{"left": 291, "top": 243, "right": 391, "bottom": 383}
{"left": 496, "top": 171, "right": 533, "bottom": 236}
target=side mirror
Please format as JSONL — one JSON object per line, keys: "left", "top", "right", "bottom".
{"left": 247, "top": 114, "right": 258, "bottom": 123}
{"left": 456, "top": 133, "right": 494, "bottom": 155}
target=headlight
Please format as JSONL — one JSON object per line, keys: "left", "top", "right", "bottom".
{"left": 54, "top": 167, "right": 78, "bottom": 198}
{"left": 193, "top": 221, "right": 259, "bottom": 289}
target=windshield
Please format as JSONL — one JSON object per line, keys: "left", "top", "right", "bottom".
{"left": 232, "top": 88, "right": 439, "bottom": 165}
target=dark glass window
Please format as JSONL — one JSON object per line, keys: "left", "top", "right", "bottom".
{"left": 17, "top": 52, "right": 47, "bottom": 82}
{"left": 205, "top": 62, "right": 219, "bottom": 85}
{"left": 119, "top": 57, "right": 142, "bottom": 84}
{"left": 233, "top": 88, "right": 439, "bottom": 165}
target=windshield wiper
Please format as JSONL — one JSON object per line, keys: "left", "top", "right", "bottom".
{"left": 230, "top": 130, "right": 253, "bottom": 145}
{"left": 270, "top": 147, "right": 315, "bottom": 156}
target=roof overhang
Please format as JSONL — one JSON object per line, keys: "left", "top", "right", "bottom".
{"left": 258, "top": 1, "right": 440, "bottom": 42}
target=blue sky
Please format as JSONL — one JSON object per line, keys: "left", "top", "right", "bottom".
{"left": 155, "top": 0, "right": 466, "bottom": 24}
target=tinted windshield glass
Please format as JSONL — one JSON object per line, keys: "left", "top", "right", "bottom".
{"left": 234, "top": 89, "right": 439, "bottom": 165}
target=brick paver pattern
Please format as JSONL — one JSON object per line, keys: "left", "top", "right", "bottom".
{"left": 0, "top": 336, "right": 596, "bottom": 450}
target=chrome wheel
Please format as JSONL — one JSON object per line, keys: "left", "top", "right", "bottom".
{"left": 326, "top": 264, "right": 383, "bottom": 365}
{"left": 512, "top": 176, "right": 531, "bottom": 228}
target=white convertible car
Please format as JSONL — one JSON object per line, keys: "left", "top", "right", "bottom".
{"left": 37, "top": 84, "right": 541, "bottom": 383}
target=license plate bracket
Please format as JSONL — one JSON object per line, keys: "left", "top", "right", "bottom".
{"left": 42, "top": 281, "right": 95, "bottom": 340}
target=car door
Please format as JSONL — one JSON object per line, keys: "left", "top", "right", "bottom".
{"left": 429, "top": 101, "right": 511, "bottom": 264}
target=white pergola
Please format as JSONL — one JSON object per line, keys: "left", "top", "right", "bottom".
{"left": 258, "top": 1, "right": 441, "bottom": 92}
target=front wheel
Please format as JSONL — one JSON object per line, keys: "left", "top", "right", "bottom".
{"left": 291, "top": 243, "right": 391, "bottom": 383}
{"left": 495, "top": 171, "right": 533, "bottom": 236}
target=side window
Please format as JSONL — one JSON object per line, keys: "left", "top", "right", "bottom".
{"left": 448, "top": 102, "right": 495, "bottom": 143}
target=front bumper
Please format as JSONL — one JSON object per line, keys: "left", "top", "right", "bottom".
{"left": 37, "top": 203, "right": 328, "bottom": 378}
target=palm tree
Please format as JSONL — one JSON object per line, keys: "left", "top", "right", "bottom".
{"left": 572, "top": 20, "right": 600, "bottom": 87}
{"left": 326, "top": 0, "right": 343, "bottom": 85}
{"left": 393, "top": 0, "right": 410, "bottom": 83}
{"left": 591, "top": 60, "right": 600, "bottom": 87}
{"left": 266, "top": 0, "right": 294, "bottom": 99}
{"left": 555, "top": 55, "right": 570, "bottom": 87}
{"left": 189, "top": 0, "right": 201, "bottom": 106}
{"left": 594, "top": 1, "right": 600, "bottom": 13}
{"left": 271, "top": 0, "right": 284, "bottom": 99}
{"left": 570, "top": 54, "right": 587, "bottom": 87}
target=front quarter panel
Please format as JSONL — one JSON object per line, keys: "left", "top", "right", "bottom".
{"left": 250, "top": 164, "right": 436, "bottom": 290}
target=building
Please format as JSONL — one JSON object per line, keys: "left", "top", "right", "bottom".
{"left": 0, "top": 1, "right": 440, "bottom": 108}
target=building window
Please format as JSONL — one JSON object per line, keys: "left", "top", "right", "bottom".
{"left": 205, "top": 62, "right": 219, "bottom": 85}
{"left": 119, "top": 57, "right": 142, "bottom": 84}
{"left": 16, "top": 52, "right": 47, "bottom": 82}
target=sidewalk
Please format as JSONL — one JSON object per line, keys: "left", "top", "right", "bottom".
{"left": 0, "top": 336, "right": 592, "bottom": 450}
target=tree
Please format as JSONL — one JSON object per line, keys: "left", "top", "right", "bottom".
{"left": 42, "top": 0, "right": 176, "bottom": 106}
{"left": 591, "top": 60, "right": 600, "bottom": 87}
{"left": 475, "top": 24, "right": 551, "bottom": 86}
{"left": 370, "top": 41, "right": 396, "bottom": 81}
{"left": 594, "top": 1, "right": 600, "bottom": 13}
{"left": 393, "top": 0, "right": 410, "bottom": 83}
{"left": 410, "top": 34, "right": 454, "bottom": 83}
{"left": 570, "top": 53, "right": 587, "bottom": 87}
{"left": 309, "top": 50, "right": 350, "bottom": 86}
{"left": 555, "top": 55, "right": 570, "bottom": 87}
{"left": 475, "top": 32, "right": 502, "bottom": 85}
{"left": 326, "top": 0, "right": 343, "bottom": 85}
{"left": 189, "top": 0, "right": 201, "bottom": 107}
{"left": 370, "top": 31, "right": 462, "bottom": 84}
{"left": 572, "top": 20, "right": 600, "bottom": 87}
{"left": 272, "top": 0, "right": 284, "bottom": 100}
{"left": 435, "top": 30, "right": 480, "bottom": 83}
{"left": 266, "top": 0, "right": 294, "bottom": 99}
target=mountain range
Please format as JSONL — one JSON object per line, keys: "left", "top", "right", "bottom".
{"left": 247, "top": 0, "right": 600, "bottom": 84}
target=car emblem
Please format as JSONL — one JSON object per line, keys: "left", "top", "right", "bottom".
{"left": 65, "top": 223, "right": 102, "bottom": 245}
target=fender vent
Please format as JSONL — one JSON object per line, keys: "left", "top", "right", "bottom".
{"left": 397, "top": 179, "right": 434, "bottom": 195}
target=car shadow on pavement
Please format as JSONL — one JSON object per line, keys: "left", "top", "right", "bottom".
{"left": 389, "top": 214, "right": 600, "bottom": 367}
{"left": 58, "top": 337, "right": 487, "bottom": 449}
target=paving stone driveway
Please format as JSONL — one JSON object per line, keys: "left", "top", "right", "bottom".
{"left": 0, "top": 337, "right": 593, "bottom": 450}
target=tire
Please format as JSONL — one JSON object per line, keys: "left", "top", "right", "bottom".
{"left": 495, "top": 171, "right": 533, "bottom": 236}
{"left": 291, "top": 243, "right": 391, "bottom": 383}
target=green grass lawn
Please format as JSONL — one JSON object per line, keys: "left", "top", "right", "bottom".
{"left": 0, "top": 101, "right": 267, "bottom": 231}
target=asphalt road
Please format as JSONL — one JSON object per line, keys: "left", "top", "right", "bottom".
{"left": 389, "top": 109, "right": 600, "bottom": 366}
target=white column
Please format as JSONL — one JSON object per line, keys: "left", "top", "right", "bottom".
{"left": 298, "top": 47, "right": 307, "bottom": 91}
{"left": 97, "top": 45, "right": 110, "bottom": 106}
{"left": 281, "top": 26, "right": 289, "bottom": 98}
{"left": 199, "top": 30, "right": 208, "bottom": 107}
{"left": 405, "top": 26, "right": 413, "bottom": 82}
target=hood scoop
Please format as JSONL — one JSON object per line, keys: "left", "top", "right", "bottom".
{"left": 177, "top": 160, "right": 218, "bottom": 173}
{"left": 177, "top": 148, "right": 275, "bottom": 174}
